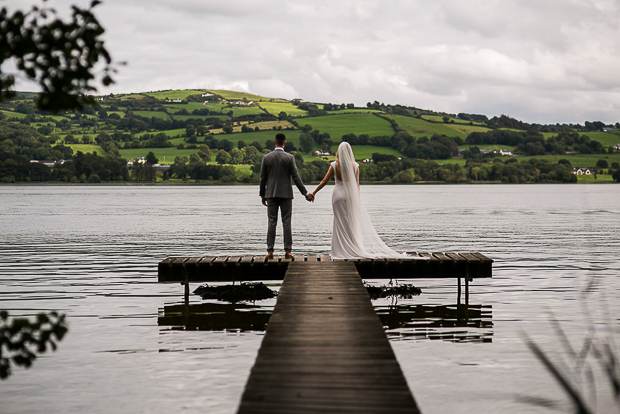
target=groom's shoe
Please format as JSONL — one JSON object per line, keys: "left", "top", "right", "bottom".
{"left": 284, "top": 252, "right": 294, "bottom": 260}
{"left": 266, "top": 252, "right": 274, "bottom": 260}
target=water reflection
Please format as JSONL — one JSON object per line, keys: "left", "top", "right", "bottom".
{"left": 158, "top": 302, "right": 271, "bottom": 332}
{"left": 376, "top": 304, "right": 493, "bottom": 343}
{"left": 157, "top": 297, "right": 493, "bottom": 345}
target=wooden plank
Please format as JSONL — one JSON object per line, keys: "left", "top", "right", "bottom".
{"left": 228, "top": 256, "right": 242, "bottom": 264}
{"left": 253, "top": 256, "right": 266, "bottom": 264}
{"left": 199, "top": 256, "right": 216, "bottom": 264}
{"left": 432, "top": 252, "right": 452, "bottom": 261}
{"left": 237, "top": 261, "right": 420, "bottom": 414}
{"left": 212, "top": 256, "right": 229, "bottom": 264}
{"left": 240, "top": 256, "right": 254, "bottom": 264}
{"left": 418, "top": 252, "right": 439, "bottom": 261}
{"left": 319, "top": 254, "right": 331, "bottom": 262}
{"left": 458, "top": 253, "right": 481, "bottom": 262}
{"left": 472, "top": 252, "right": 493, "bottom": 263}
{"left": 445, "top": 252, "right": 467, "bottom": 262}
{"left": 159, "top": 257, "right": 175, "bottom": 265}
{"left": 172, "top": 257, "right": 189, "bottom": 264}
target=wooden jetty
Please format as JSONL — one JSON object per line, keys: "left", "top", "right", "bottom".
{"left": 158, "top": 252, "right": 492, "bottom": 283}
{"left": 156, "top": 253, "right": 493, "bottom": 412}
{"left": 158, "top": 252, "right": 492, "bottom": 302}
{"left": 236, "top": 261, "right": 421, "bottom": 414}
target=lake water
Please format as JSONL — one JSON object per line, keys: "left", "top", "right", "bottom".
{"left": 1, "top": 184, "right": 619, "bottom": 414}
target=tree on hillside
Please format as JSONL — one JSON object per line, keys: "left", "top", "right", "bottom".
{"left": 198, "top": 145, "right": 212, "bottom": 162}
{"left": 216, "top": 149, "right": 231, "bottom": 165}
{"left": 299, "top": 134, "right": 315, "bottom": 153}
{"left": 146, "top": 151, "right": 158, "bottom": 165}
{"left": 0, "top": 1, "right": 116, "bottom": 113}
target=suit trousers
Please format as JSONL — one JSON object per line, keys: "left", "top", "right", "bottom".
{"left": 266, "top": 197, "right": 293, "bottom": 253}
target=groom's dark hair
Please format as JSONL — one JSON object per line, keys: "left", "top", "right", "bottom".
{"left": 275, "top": 133, "right": 286, "bottom": 146}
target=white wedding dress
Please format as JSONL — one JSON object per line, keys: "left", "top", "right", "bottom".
{"left": 330, "top": 142, "right": 425, "bottom": 260}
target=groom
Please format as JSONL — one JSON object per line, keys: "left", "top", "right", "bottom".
{"left": 259, "top": 133, "right": 313, "bottom": 259}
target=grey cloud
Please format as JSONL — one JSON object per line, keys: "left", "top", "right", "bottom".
{"left": 3, "top": 0, "right": 619, "bottom": 123}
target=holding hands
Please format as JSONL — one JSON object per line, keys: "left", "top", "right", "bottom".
{"left": 305, "top": 193, "right": 315, "bottom": 202}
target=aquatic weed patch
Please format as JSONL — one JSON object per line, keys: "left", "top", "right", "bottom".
{"left": 193, "top": 282, "right": 277, "bottom": 302}
{"left": 365, "top": 283, "right": 421, "bottom": 300}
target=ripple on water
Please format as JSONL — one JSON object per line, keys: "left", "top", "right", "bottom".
{"left": 0, "top": 185, "right": 619, "bottom": 414}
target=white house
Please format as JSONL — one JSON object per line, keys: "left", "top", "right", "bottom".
{"left": 571, "top": 168, "right": 595, "bottom": 175}
{"left": 314, "top": 150, "right": 331, "bottom": 157}
{"left": 229, "top": 100, "right": 254, "bottom": 106}
{"left": 30, "top": 160, "right": 65, "bottom": 167}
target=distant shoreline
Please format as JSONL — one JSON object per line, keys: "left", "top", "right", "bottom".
{"left": 1, "top": 181, "right": 614, "bottom": 186}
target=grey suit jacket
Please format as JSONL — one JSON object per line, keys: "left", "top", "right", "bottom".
{"left": 259, "top": 149, "right": 307, "bottom": 199}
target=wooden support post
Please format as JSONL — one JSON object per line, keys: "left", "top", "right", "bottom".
{"left": 183, "top": 263, "right": 189, "bottom": 304}
{"left": 465, "top": 279, "right": 469, "bottom": 305}
{"left": 465, "top": 263, "right": 471, "bottom": 305}
{"left": 457, "top": 277, "right": 462, "bottom": 304}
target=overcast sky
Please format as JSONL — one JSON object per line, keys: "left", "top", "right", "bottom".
{"left": 3, "top": 0, "right": 620, "bottom": 124}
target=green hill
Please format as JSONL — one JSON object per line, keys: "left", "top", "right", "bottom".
{"left": 1, "top": 88, "right": 618, "bottom": 186}
{"left": 299, "top": 113, "right": 395, "bottom": 139}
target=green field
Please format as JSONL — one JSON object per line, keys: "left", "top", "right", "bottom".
{"left": 259, "top": 102, "right": 307, "bottom": 117}
{"left": 333, "top": 145, "right": 403, "bottom": 160}
{"left": 326, "top": 109, "right": 382, "bottom": 115}
{"left": 163, "top": 102, "right": 211, "bottom": 112}
{"left": 211, "top": 130, "right": 304, "bottom": 147}
{"left": 541, "top": 131, "right": 620, "bottom": 147}
{"left": 435, "top": 158, "right": 468, "bottom": 166}
{"left": 143, "top": 90, "right": 209, "bottom": 100}
{"left": 386, "top": 115, "right": 468, "bottom": 138}
{"left": 458, "top": 144, "right": 516, "bottom": 152}
{"left": 113, "top": 93, "right": 147, "bottom": 100}
{"left": 299, "top": 113, "right": 394, "bottom": 140}
{"left": 1, "top": 110, "right": 28, "bottom": 119}
{"left": 131, "top": 110, "right": 170, "bottom": 120}
{"left": 135, "top": 128, "right": 186, "bottom": 138}
{"left": 68, "top": 144, "right": 105, "bottom": 155}
{"left": 579, "top": 132, "right": 620, "bottom": 147}
{"left": 225, "top": 106, "right": 266, "bottom": 117}
{"left": 444, "top": 123, "right": 492, "bottom": 136}
{"left": 518, "top": 153, "right": 620, "bottom": 168}
{"left": 43, "top": 115, "right": 71, "bottom": 121}
{"left": 422, "top": 115, "right": 485, "bottom": 126}
{"left": 208, "top": 90, "right": 286, "bottom": 102}
{"left": 119, "top": 147, "right": 199, "bottom": 163}
{"left": 172, "top": 115, "right": 221, "bottom": 122}
{"left": 576, "top": 174, "right": 614, "bottom": 183}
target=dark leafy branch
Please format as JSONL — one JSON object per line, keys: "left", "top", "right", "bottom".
{"left": 0, "top": 310, "right": 68, "bottom": 379}
{"left": 0, "top": 0, "right": 115, "bottom": 112}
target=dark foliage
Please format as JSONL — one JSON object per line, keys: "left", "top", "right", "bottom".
{"left": 365, "top": 283, "right": 422, "bottom": 300}
{"left": 0, "top": 1, "right": 115, "bottom": 112}
{"left": 193, "top": 282, "right": 277, "bottom": 302}
{"left": 0, "top": 310, "right": 68, "bottom": 379}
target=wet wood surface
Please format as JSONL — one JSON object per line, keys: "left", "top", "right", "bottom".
{"left": 158, "top": 252, "right": 493, "bottom": 282}
{"left": 236, "top": 261, "right": 421, "bottom": 414}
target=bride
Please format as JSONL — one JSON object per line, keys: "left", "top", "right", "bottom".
{"left": 311, "top": 142, "right": 425, "bottom": 260}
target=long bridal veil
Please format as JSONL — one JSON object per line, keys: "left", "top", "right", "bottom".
{"left": 335, "top": 142, "right": 418, "bottom": 259}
